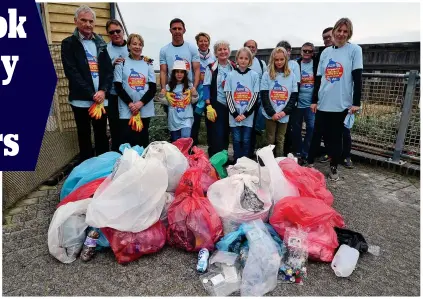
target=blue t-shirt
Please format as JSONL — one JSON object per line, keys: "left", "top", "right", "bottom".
{"left": 166, "top": 83, "right": 194, "bottom": 131}
{"left": 224, "top": 69, "right": 260, "bottom": 128}
{"left": 260, "top": 71, "right": 298, "bottom": 123}
{"left": 288, "top": 60, "right": 301, "bottom": 84}
{"left": 298, "top": 60, "right": 315, "bottom": 108}
{"left": 250, "top": 57, "right": 267, "bottom": 80}
{"left": 204, "top": 62, "right": 233, "bottom": 106}
{"left": 107, "top": 41, "right": 129, "bottom": 95}
{"left": 159, "top": 42, "right": 200, "bottom": 83}
{"left": 72, "top": 40, "right": 108, "bottom": 108}
{"left": 198, "top": 52, "right": 216, "bottom": 109}
{"left": 317, "top": 43, "right": 363, "bottom": 112}
{"left": 113, "top": 57, "right": 156, "bottom": 119}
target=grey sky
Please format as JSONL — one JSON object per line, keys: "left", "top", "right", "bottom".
{"left": 117, "top": 2, "right": 420, "bottom": 69}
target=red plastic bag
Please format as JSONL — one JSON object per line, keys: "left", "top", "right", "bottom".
{"left": 172, "top": 137, "right": 193, "bottom": 157}
{"left": 167, "top": 167, "right": 223, "bottom": 251}
{"left": 278, "top": 159, "right": 334, "bottom": 206}
{"left": 101, "top": 220, "right": 166, "bottom": 264}
{"left": 57, "top": 177, "right": 106, "bottom": 209}
{"left": 270, "top": 196, "right": 345, "bottom": 262}
{"left": 187, "top": 146, "right": 218, "bottom": 193}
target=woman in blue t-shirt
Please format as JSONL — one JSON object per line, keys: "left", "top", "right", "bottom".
{"left": 305, "top": 18, "right": 363, "bottom": 181}
{"left": 158, "top": 60, "right": 199, "bottom": 141}
{"left": 224, "top": 47, "right": 260, "bottom": 162}
{"left": 260, "top": 47, "right": 298, "bottom": 158}
{"left": 113, "top": 33, "right": 157, "bottom": 148}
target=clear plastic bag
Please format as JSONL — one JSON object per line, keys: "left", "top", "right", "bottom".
{"left": 141, "top": 141, "right": 189, "bottom": 192}
{"left": 240, "top": 220, "right": 281, "bottom": 297}
{"left": 279, "top": 227, "right": 308, "bottom": 284}
{"left": 200, "top": 252, "right": 242, "bottom": 296}
{"left": 207, "top": 174, "right": 272, "bottom": 235}
{"left": 86, "top": 149, "right": 168, "bottom": 232}
{"left": 256, "top": 145, "right": 299, "bottom": 206}
{"left": 48, "top": 198, "right": 91, "bottom": 263}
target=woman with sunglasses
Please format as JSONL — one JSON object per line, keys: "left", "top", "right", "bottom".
{"left": 305, "top": 18, "right": 363, "bottom": 182}
{"left": 292, "top": 42, "right": 319, "bottom": 163}
{"left": 106, "top": 19, "right": 128, "bottom": 152}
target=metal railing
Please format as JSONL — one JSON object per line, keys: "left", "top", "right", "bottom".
{"left": 352, "top": 71, "right": 420, "bottom": 164}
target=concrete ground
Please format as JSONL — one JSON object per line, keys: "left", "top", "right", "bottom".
{"left": 2, "top": 159, "right": 420, "bottom": 296}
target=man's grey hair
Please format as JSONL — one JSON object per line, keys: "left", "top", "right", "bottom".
{"left": 213, "top": 40, "right": 230, "bottom": 55}
{"left": 302, "top": 42, "right": 315, "bottom": 51}
{"left": 276, "top": 40, "right": 291, "bottom": 50}
{"left": 75, "top": 5, "right": 96, "bottom": 20}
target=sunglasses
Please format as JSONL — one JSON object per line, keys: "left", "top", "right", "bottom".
{"left": 302, "top": 50, "right": 313, "bottom": 54}
{"left": 108, "top": 29, "right": 122, "bottom": 35}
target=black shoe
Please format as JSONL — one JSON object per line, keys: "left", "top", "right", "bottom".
{"left": 328, "top": 166, "right": 339, "bottom": 181}
{"left": 342, "top": 157, "right": 354, "bottom": 169}
{"left": 319, "top": 155, "right": 331, "bottom": 163}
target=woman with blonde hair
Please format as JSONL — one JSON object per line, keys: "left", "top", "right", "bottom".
{"left": 113, "top": 33, "right": 156, "bottom": 147}
{"left": 260, "top": 47, "right": 298, "bottom": 157}
{"left": 305, "top": 17, "right": 363, "bottom": 181}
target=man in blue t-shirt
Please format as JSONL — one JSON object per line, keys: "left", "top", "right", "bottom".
{"left": 106, "top": 19, "right": 128, "bottom": 152}
{"left": 292, "top": 42, "right": 318, "bottom": 162}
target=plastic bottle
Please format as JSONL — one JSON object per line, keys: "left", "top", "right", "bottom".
{"left": 331, "top": 244, "right": 359, "bottom": 277}
{"left": 80, "top": 230, "right": 100, "bottom": 262}
{"left": 197, "top": 248, "right": 209, "bottom": 272}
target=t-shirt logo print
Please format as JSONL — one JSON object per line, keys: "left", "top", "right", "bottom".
{"left": 270, "top": 80, "right": 288, "bottom": 106}
{"left": 325, "top": 58, "right": 344, "bottom": 83}
{"left": 200, "top": 65, "right": 206, "bottom": 83}
{"left": 301, "top": 71, "right": 314, "bottom": 88}
{"left": 234, "top": 82, "right": 252, "bottom": 106}
{"left": 174, "top": 55, "right": 190, "bottom": 71}
{"left": 171, "top": 92, "right": 189, "bottom": 112}
{"left": 85, "top": 49, "right": 99, "bottom": 78}
{"left": 128, "top": 69, "right": 146, "bottom": 92}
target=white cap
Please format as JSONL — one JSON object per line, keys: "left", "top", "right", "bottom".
{"left": 173, "top": 60, "right": 187, "bottom": 71}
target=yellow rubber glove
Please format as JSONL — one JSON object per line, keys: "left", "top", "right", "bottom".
{"left": 181, "top": 89, "right": 192, "bottom": 107}
{"left": 206, "top": 105, "right": 217, "bottom": 122}
{"left": 166, "top": 92, "right": 177, "bottom": 107}
{"left": 88, "top": 102, "right": 106, "bottom": 120}
{"left": 128, "top": 112, "right": 143, "bottom": 132}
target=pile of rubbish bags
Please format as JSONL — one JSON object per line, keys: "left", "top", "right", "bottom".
{"left": 48, "top": 140, "right": 379, "bottom": 296}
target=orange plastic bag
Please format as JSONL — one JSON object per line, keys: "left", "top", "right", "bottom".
{"left": 269, "top": 196, "right": 345, "bottom": 262}
{"left": 278, "top": 159, "right": 334, "bottom": 206}
{"left": 167, "top": 167, "right": 223, "bottom": 251}
{"left": 101, "top": 220, "right": 166, "bottom": 264}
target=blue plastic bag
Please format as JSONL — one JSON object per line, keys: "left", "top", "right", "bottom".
{"left": 216, "top": 222, "right": 285, "bottom": 260}
{"left": 344, "top": 113, "right": 355, "bottom": 129}
{"left": 60, "top": 152, "right": 121, "bottom": 200}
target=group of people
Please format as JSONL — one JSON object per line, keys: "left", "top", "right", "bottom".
{"left": 61, "top": 5, "right": 362, "bottom": 181}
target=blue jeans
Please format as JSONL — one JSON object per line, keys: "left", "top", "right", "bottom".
{"left": 170, "top": 127, "right": 192, "bottom": 142}
{"left": 231, "top": 126, "right": 253, "bottom": 162}
{"left": 292, "top": 107, "right": 315, "bottom": 158}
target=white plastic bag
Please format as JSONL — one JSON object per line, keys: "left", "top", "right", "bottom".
{"left": 207, "top": 174, "right": 272, "bottom": 234}
{"left": 86, "top": 149, "right": 168, "bottom": 232}
{"left": 227, "top": 157, "right": 271, "bottom": 189}
{"left": 241, "top": 219, "right": 281, "bottom": 296}
{"left": 141, "top": 141, "right": 189, "bottom": 192}
{"left": 48, "top": 198, "right": 91, "bottom": 263}
{"left": 256, "top": 145, "right": 299, "bottom": 204}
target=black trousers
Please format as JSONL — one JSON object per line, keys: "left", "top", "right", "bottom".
{"left": 71, "top": 105, "right": 109, "bottom": 162}
{"left": 119, "top": 117, "right": 151, "bottom": 148}
{"left": 307, "top": 109, "right": 348, "bottom": 167}
{"left": 191, "top": 107, "right": 202, "bottom": 146}
{"left": 108, "top": 94, "right": 120, "bottom": 152}
{"left": 283, "top": 113, "right": 295, "bottom": 156}
{"left": 206, "top": 102, "right": 229, "bottom": 158}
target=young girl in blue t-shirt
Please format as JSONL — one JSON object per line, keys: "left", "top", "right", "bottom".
{"left": 260, "top": 47, "right": 298, "bottom": 158}
{"left": 224, "top": 47, "right": 260, "bottom": 162}
{"left": 158, "top": 60, "right": 198, "bottom": 141}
